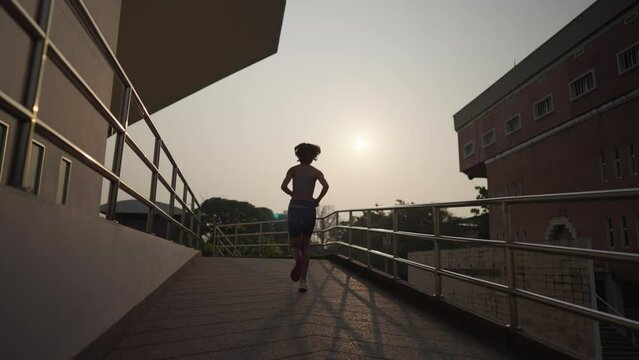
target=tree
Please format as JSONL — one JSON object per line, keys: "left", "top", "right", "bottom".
{"left": 199, "top": 197, "right": 283, "bottom": 257}
{"left": 200, "top": 197, "right": 274, "bottom": 236}
{"left": 469, "top": 186, "right": 490, "bottom": 239}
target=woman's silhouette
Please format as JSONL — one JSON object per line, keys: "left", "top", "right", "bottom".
{"left": 280, "top": 143, "right": 329, "bottom": 292}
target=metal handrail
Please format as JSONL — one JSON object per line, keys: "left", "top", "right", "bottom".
{"left": 0, "top": 0, "right": 202, "bottom": 247}
{"left": 213, "top": 187, "right": 639, "bottom": 337}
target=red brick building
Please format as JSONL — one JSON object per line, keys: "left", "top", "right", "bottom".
{"left": 453, "top": 0, "right": 639, "bottom": 315}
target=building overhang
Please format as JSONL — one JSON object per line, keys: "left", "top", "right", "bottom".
{"left": 116, "top": 0, "right": 286, "bottom": 116}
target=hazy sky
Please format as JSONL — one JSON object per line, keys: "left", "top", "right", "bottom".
{"left": 114, "top": 0, "right": 596, "bottom": 214}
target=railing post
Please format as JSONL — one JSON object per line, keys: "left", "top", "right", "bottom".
{"left": 9, "top": 0, "right": 54, "bottom": 191}
{"left": 258, "top": 223, "right": 263, "bottom": 257}
{"left": 234, "top": 224, "right": 239, "bottom": 256}
{"left": 166, "top": 165, "right": 177, "bottom": 240}
{"left": 392, "top": 209, "right": 398, "bottom": 279}
{"left": 366, "top": 210, "right": 372, "bottom": 268}
{"left": 146, "top": 137, "right": 161, "bottom": 234}
{"left": 189, "top": 196, "right": 195, "bottom": 248}
{"left": 348, "top": 211, "right": 353, "bottom": 260}
{"left": 433, "top": 206, "right": 442, "bottom": 298}
{"left": 106, "top": 88, "right": 131, "bottom": 220}
{"left": 503, "top": 202, "right": 520, "bottom": 330}
{"left": 320, "top": 217, "right": 325, "bottom": 244}
{"left": 179, "top": 184, "right": 188, "bottom": 245}
{"left": 212, "top": 224, "right": 217, "bottom": 256}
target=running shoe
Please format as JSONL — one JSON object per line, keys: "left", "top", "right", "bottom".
{"left": 298, "top": 279, "right": 308, "bottom": 292}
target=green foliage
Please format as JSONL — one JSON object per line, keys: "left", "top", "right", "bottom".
{"left": 469, "top": 186, "right": 490, "bottom": 239}
{"left": 200, "top": 197, "right": 274, "bottom": 239}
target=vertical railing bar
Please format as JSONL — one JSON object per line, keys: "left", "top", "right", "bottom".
{"left": 348, "top": 211, "right": 353, "bottom": 260}
{"left": 367, "top": 210, "right": 372, "bottom": 268}
{"left": 258, "top": 223, "right": 263, "bottom": 257}
{"left": 212, "top": 224, "right": 218, "bottom": 256}
{"left": 9, "top": 0, "right": 54, "bottom": 190}
{"left": 166, "top": 165, "right": 177, "bottom": 240}
{"left": 145, "top": 138, "right": 161, "bottom": 234}
{"left": 392, "top": 209, "right": 398, "bottom": 279}
{"left": 106, "top": 87, "right": 131, "bottom": 220}
{"left": 189, "top": 196, "right": 195, "bottom": 248}
{"left": 503, "top": 202, "right": 520, "bottom": 329}
{"left": 433, "top": 206, "right": 442, "bottom": 297}
{"left": 234, "top": 225, "right": 239, "bottom": 256}
{"left": 178, "top": 184, "right": 188, "bottom": 245}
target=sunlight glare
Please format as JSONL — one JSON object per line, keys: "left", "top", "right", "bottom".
{"left": 354, "top": 136, "right": 367, "bottom": 152}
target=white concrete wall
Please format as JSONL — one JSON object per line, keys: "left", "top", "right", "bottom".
{"left": 0, "top": 186, "right": 197, "bottom": 360}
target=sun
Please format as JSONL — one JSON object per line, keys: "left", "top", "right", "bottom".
{"left": 354, "top": 136, "right": 368, "bottom": 151}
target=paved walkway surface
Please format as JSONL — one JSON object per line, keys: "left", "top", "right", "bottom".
{"left": 105, "top": 257, "right": 520, "bottom": 359}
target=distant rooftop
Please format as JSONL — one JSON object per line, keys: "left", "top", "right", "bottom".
{"left": 453, "top": 0, "right": 637, "bottom": 131}
{"left": 99, "top": 199, "right": 183, "bottom": 216}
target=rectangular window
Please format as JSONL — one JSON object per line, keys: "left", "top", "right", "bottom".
{"left": 600, "top": 153, "right": 608, "bottom": 183}
{"left": 26, "top": 141, "right": 45, "bottom": 195}
{"left": 629, "top": 144, "right": 637, "bottom": 175}
{"left": 463, "top": 141, "right": 475, "bottom": 159}
{"left": 533, "top": 94, "right": 554, "bottom": 120}
{"left": 569, "top": 70, "right": 596, "bottom": 100}
{"left": 621, "top": 216, "right": 629, "bottom": 248}
{"left": 606, "top": 218, "right": 614, "bottom": 248}
{"left": 505, "top": 114, "right": 521, "bottom": 135}
{"left": 614, "top": 148, "right": 622, "bottom": 178}
{"left": 56, "top": 158, "right": 71, "bottom": 205}
{"left": 618, "top": 41, "right": 639, "bottom": 74}
{"left": 481, "top": 129, "right": 495, "bottom": 148}
{"left": 0, "top": 121, "right": 8, "bottom": 180}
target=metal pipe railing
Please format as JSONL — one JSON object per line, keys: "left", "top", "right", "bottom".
{"left": 0, "top": 0, "right": 202, "bottom": 247}
{"left": 211, "top": 187, "right": 639, "bottom": 338}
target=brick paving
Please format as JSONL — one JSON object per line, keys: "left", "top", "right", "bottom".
{"left": 105, "top": 257, "right": 522, "bottom": 359}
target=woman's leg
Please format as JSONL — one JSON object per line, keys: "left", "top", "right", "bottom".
{"left": 299, "top": 235, "right": 311, "bottom": 281}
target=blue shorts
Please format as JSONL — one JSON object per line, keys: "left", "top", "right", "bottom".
{"left": 288, "top": 199, "right": 316, "bottom": 237}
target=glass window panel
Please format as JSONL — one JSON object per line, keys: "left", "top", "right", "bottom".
{"left": 26, "top": 141, "right": 45, "bottom": 194}
{"left": 56, "top": 158, "right": 71, "bottom": 204}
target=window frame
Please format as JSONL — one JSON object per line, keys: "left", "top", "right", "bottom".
{"left": 56, "top": 157, "right": 72, "bottom": 205}
{"left": 463, "top": 141, "right": 475, "bottom": 159}
{"left": 504, "top": 113, "right": 522, "bottom": 136}
{"left": 27, "top": 140, "right": 46, "bottom": 195}
{"left": 600, "top": 152, "right": 608, "bottom": 183}
{"left": 532, "top": 94, "right": 554, "bottom": 121}
{"left": 569, "top": 69, "right": 597, "bottom": 101}
{"left": 606, "top": 217, "right": 614, "bottom": 248}
{"left": 621, "top": 216, "right": 629, "bottom": 248}
{"left": 617, "top": 40, "right": 639, "bottom": 75}
{"left": 614, "top": 148, "right": 622, "bottom": 179}
{"left": 628, "top": 144, "right": 637, "bottom": 175}
{"left": 0, "top": 119, "right": 8, "bottom": 181}
{"left": 481, "top": 128, "right": 496, "bottom": 148}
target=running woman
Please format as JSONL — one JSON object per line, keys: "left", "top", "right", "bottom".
{"left": 280, "top": 143, "right": 329, "bottom": 292}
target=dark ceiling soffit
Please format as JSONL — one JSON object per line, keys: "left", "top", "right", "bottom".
{"left": 452, "top": 0, "right": 638, "bottom": 131}
{"left": 113, "top": 0, "right": 287, "bottom": 121}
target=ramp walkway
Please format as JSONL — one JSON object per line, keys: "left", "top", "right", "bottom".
{"left": 105, "top": 257, "right": 527, "bottom": 360}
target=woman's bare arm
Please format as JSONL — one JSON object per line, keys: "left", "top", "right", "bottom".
{"left": 280, "top": 168, "right": 294, "bottom": 197}
{"left": 314, "top": 172, "right": 329, "bottom": 206}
